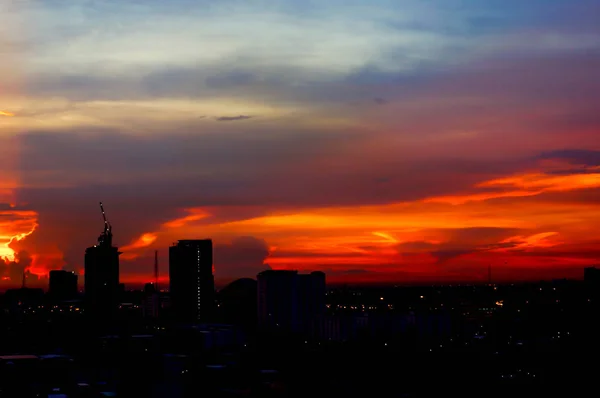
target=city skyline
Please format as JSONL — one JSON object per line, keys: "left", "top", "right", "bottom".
{"left": 1, "top": 0, "right": 600, "bottom": 286}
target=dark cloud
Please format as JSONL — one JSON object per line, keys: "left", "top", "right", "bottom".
{"left": 442, "top": 227, "right": 522, "bottom": 245}
{"left": 215, "top": 115, "right": 253, "bottom": 121}
{"left": 397, "top": 241, "right": 438, "bottom": 252}
{"left": 214, "top": 236, "right": 271, "bottom": 280}
{"left": 16, "top": 126, "right": 349, "bottom": 179}
{"left": 321, "top": 268, "right": 368, "bottom": 275}
{"left": 15, "top": 126, "right": 532, "bottom": 214}
{"left": 539, "top": 149, "right": 600, "bottom": 167}
{"left": 205, "top": 71, "right": 257, "bottom": 89}
{"left": 397, "top": 227, "right": 524, "bottom": 263}
{"left": 26, "top": 63, "right": 328, "bottom": 103}
{"left": 431, "top": 249, "right": 474, "bottom": 263}
{"left": 527, "top": 187, "right": 600, "bottom": 205}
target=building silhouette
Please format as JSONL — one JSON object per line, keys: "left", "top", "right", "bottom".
{"left": 142, "top": 282, "right": 160, "bottom": 318}
{"left": 48, "top": 270, "right": 78, "bottom": 301}
{"left": 218, "top": 278, "right": 258, "bottom": 331}
{"left": 257, "top": 270, "right": 326, "bottom": 334}
{"left": 84, "top": 203, "right": 120, "bottom": 320}
{"left": 584, "top": 267, "right": 600, "bottom": 285}
{"left": 169, "top": 239, "right": 215, "bottom": 323}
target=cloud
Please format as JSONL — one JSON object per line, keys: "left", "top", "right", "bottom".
{"left": 0, "top": 250, "right": 38, "bottom": 287}
{"left": 216, "top": 115, "right": 253, "bottom": 121}
{"left": 0, "top": 205, "right": 38, "bottom": 262}
{"left": 214, "top": 236, "right": 272, "bottom": 280}
{"left": 397, "top": 241, "right": 439, "bottom": 252}
{"left": 120, "top": 233, "right": 158, "bottom": 260}
{"left": 162, "top": 208, "right": 210, "bottom": 229}
{"left": 23, "top": 0, "right": 479, "bottom": 80}
{"left": 426, "top": 169, "right": 600, "bottom": 205}
{"left": 396, "top": 228, "right": 559, "bottom": 264}
{"left": 540, "top": 149, "right": 600, "bottom": 167}
{"left": 2, "top": 1, "right": 600, "bottom": 284}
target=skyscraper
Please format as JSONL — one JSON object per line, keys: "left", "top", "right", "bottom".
{"left": 84, "top": 203, "right": 120, "bottom": 319}
{"left": 169, "top": 239, "right": 215, "bottom": 323}
{"left": 49, "top": 270, "right": 78, "bottom": 301}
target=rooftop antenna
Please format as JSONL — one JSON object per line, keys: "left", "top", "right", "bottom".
{"left": 154, "top": 250, "right": 159, "bottom": 290}
{"left": 21, "top": 269, "right": 26, "bottom": 289}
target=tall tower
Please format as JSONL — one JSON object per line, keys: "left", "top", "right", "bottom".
{"left": 154, "top": 250, "right": 159, "bottom": 290}
{"left": 169, "top": 239, "right": 215, "bottom": 323}
{"left": 84, "top": 202, "right": 121, "bottom": 320}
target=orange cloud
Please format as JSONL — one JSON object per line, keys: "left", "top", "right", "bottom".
{"left": 162, "top": 208, "right": 210, "bottom": 228}
{"left": 120, "top": 233, "right": 158, "bottom": 260}
{"left": 427, "top": 169, "right": 600, "bottom": 205}
{"left": 498, "top": 232, "right": 561, "bottom": 250}
{"left": 0, "top": 209, "right": 38, "bottom": 262}
{"left": 28, "top": 250, "right": 65, "bottom": 277}
{"left": 119, "top": 208, "right": 211, "bottom": 260}
{"left": 372, "top": 231, "right": 399, "bottom": 243}
{"left": 0, "top": 111, "right": 14, "bottom": 117}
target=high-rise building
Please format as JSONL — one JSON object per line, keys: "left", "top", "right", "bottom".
{"left": 48, "top": 270, "right": 78, "bottom": 301}
{"left": 169, "top": 239, "right": 215, "bottom": 323}
{"left": 257, "top": 270, "right": 326, "bottom": 333}
{"left": 84, "top": 203, "right": 120, "bottom": 319}
{"left": 142, "top": 282, "right": 160, "bottom": 318}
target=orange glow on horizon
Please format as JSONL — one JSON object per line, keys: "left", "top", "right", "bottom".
{"left": 109, "top": 167, "right": 600, "bottom": 284}
{"left": 0, "top": 111, "right": 14, "bottom": 117}
{"left": 1, "top": 163, "right": 599, "bottom": 285}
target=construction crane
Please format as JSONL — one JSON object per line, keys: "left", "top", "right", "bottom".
{"left": 98, "top": 201, "right": 113, "bottom": 247}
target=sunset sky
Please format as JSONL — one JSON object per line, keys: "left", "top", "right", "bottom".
{"left": 1, "top": 0, "right": 599, "bottom": 288}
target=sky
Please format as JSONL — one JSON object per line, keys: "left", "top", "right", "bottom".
{"left": 1, "top": 0, "right": 599, "bottom": 288}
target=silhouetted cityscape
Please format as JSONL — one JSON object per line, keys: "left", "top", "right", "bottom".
{"left": 0, "top": 203, "right": 597, "bottom": 397}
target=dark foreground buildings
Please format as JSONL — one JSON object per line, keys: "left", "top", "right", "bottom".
{"left": 169, "top": 239, "right": 215, "bottom": 323}
{"left": 584, "top": 266, "right": 600, "bottom": 285}
{"left": 48, "top": 270, "right": 78, "bottom": 301}
{"left": 257, "top": 270, "right": 326, "bottom": 334}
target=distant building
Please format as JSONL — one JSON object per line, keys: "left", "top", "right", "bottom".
{"left": 257, "top": 270, "right": 326, "bottom": 334}
{"left": 142, "top": 283, "right": 160, "bottom": 318}
{"left": 169, "top": 239, "right": 215, "bottom": 323}
{"left": 48, "top": 270, "right": 78, "bottom": 301}
{"left": 4, "top": 288, "right": 44, "bottom": 310}
{"left": 584, "top": 267, "right": 600, "bottom": 285}
{"left": 218, "top": 278, "right": 257, "bottom": 330}
{"left": 84, "top": 204, "right": 120, "bottom": 320}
